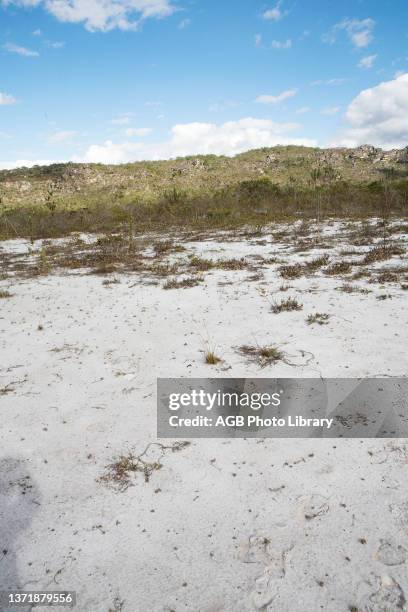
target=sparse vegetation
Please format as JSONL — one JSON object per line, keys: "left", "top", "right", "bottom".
{"left": 304, "top": 254, "right": 330, "bottom": 271}
{"left": 1, "top": 145, "right": 408, "bottom": 240}
{"left": 362, "top": 244, "right": 405, "bottom": 264}
{"left": 280, "top": 264, "right": 303, "bottom": 279}
{"left": 272, "top": 297, "right": 303, "bottom": 313}
{"left": 306, "top": 312, "right": 330, "bottom": 325}
{"left": 99, "top": 441, "right": 190, "bottom": 491}
{"left": 337, "top": 284, "right": 371, "bottom": 294}
{"left": 0, "top": 289, "right": 12, "bottom": 298}
{"left": 189, "top": 256, "right": 214, "bottom": 271}
{"left": 163, "top": 276, "right": 202, "bottom": 289}
{"left": 238, "top": 344, "right": 285, "bottom": 367}
{"left": 324, "top": 261, "right": 353, "bottom": 275}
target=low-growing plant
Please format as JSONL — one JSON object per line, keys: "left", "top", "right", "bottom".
{"left": 304, "top": 254, "right": 330, "bottom": 271}
{"left": 362, "top": 244, "right": 405, "bottom": 265}
{"left": 272, "top": 297, "right": 303, "bottom": 314}
{"left": 324, "top": 261, "right": 353, "bottom": 275}
{"left": 238, "top": 344, "right": 284, "bottom": 367}
{"left": 306, "top": 312, "right": 330, "bottom": 325}
{"left": 279, "top": 264, "right": 303, "bottom": 279}
{"left": 102, "top": 278, "right": 120, "bottom": 286}
{"left": 337, "top": 284, "right": 371, "bottom": 294}
{"left": 163, "top": 276, "right": 203, "bottom": 290}
{"left": 189, "top": 256, "right": 214, "bottom": 271}
{"left": 0, "top": 289, "right": 12, "bottom": 298}
{"left": 376, "top": 293, "right": 392, "bottom": 300}
{"left": 204, "top": 350, "right": 222, "bottom": 365}
{"left": 216, "top": 258, "right": 248, "bottom": 270}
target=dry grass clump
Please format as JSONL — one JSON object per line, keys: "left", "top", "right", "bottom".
{"left": 102, "top": 278, "right": 120, "bottom": 286}
{"left": 99, "top": 441, "right": 190, "bottom": 491}
{"left": 163, "top": 276, "right": 203, "bottom": 290}
{"left": 306, "top": 312, "right": 330, "bottom": 325}
{"left": 279, "top": 255, "right": 329, "bottom": 279}
{"left": 304, "top": 254, "right": 330, "bottom": 271}
{"left": 149, "top": 262, "right": 180, "bottom": 277}
{"left": 153, "top": 239, "right": 174, "bottom": 256}
{"left": 376, "top": 293, "right": 392, "bottom": 300}
{"left": 272, "top": 297, "right": 303, "bottom": 314}
{"left": 216, "top": 258, "right": 248, "bottom": 270}
{"left": 362, "top": 244, "right": 405, "bottom": 265}
{"left": 279, "top": 264, "right": 303, "bottom": 279}
{"left": 239, "top": 344, "right": 284, "bottom": 367}
{"left": 337, "top": 284, "right": 371, "bottom": 294}
{"left": 0, "top": 289, "right": 13, "bottom": 298}
{"left": 339, "top": 248, "right": 363, "bottom": 256}
{"left": 351, "top": 269, "right": 371, "bottom": 280}
{"left": 324, "top": 261, "right": 353, "bottom": 275}
{"left": 205, "top": 350, "right": 222, "bottom": 365}
{"left": 374, "top": 271, "right": 400, "bottom": 284}
{"left": 189, "top": 256, "right": 214, "bottom": 271}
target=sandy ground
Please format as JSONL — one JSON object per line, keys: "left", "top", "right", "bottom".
{"left": 1, "top": 219, "right": 408, "bottom": 612}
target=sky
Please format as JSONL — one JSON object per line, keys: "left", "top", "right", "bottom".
{"left": 0, "top": 0, "right": 407, "bottom": 168}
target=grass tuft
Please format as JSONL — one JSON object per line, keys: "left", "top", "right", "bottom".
{"left": 306, "top": 312, "right": 330, "bottom": 325}
{"left": 163, "top": 276, "right": 203, "bottom": 290}
{"left": 272, "top": 297, "right": 303, "bottom": 314}
{"left": 239, "top": 344, "right": 284, "bottom": 367}
{"left": 204, "top": 350, "right": 222, "bottom": 365}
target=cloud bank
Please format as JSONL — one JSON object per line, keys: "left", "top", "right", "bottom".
{"left": 75, "top": 117, "right": 317, "bottom": 163}
{"left": 332, "top": 73, "right": 408, "bottom": 149}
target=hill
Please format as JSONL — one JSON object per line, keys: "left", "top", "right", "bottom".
{"left": 1, "top": 145, "right": 407, "bottom": 238}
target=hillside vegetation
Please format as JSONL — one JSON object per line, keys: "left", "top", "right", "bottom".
{"left": 1, "top": 144, "right": 407, "bottom": 239}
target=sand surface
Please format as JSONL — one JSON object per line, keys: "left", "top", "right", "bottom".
{"left": 1, "top": 219, "right": 407, "bottom": 611}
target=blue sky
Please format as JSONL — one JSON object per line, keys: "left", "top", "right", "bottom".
{"left": 0, "top": 0, "right": 407, "bottom": 167}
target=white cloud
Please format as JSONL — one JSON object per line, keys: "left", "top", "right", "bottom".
{"left": 178, "top": 18, "right": 190, "bottom": 29}
{"left": 32, "top": 29, "right": 42, "bottom": 36}
{"left": 321, "top": 106, "right": 341, "bottom": 115}
{"left": 73, "top": 117, "right": 317, "bottom": 163}
{"left": 110, "top": 113, "right": 133, "bottom": 125}
{"left": 271, "top": 38, "right": 292, "bottom": 49}
{"left": 47, "top": 40, "right": 65, "bottom": 48}
{"left": 0, "top": 159, "right": 63, "bottom": 170}
{"left": 324, "top": 18, "right": 375, "bottom": 49}
{"left": 125, "top": 127, "right": 152, "bottom": 137}
{"left": 48, "top": 130, "right": 77, "bottom": 144}
{"left": 254, "top": 33, "right": 262, "bottom": 47}
{"left": 255, "top": 89, "right": 297, "bottom": 104}
{"left": 296, "top": 106, "right": 311, "bottom": 114}
{"left": 332, "top": 73, "right": 408, "bottom": 149}
{"left": 3, "top": 0, "right": 177, "bottom": 32}
{"left": 3, "top": 42, "right": 39, "bottom": 57}
{"left": 358, "top": 54, "right": 377, "bottom": 69}
{"left": 0, "top": 92, "right": 17, "bottom": 105}
{"left": 262, "top": 3, "right": 287, "bottom": 22}
{"left": 311, "top": 78, "right": 346, "bottom": 87}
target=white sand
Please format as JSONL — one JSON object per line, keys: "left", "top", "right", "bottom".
{"left": 1, "top": 220, "right": 407, "bottom": 611}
